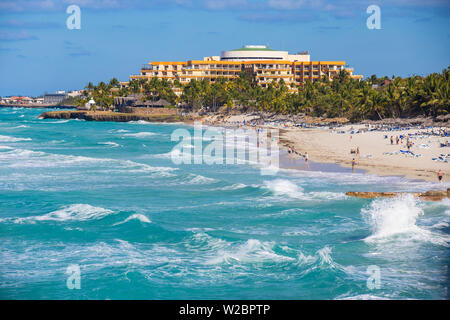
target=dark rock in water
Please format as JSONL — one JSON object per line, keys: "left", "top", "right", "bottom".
{"left": 39, "top": 111, "right": 191, "bottom": 123}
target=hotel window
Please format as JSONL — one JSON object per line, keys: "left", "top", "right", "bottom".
{"left": 304, "top": 72, "right": 309, "bottom": 76}
{"left": 304, "top": 66, "right": 309, "bottom": 70}
{"left": 313, "top": 72, "right": 318, "bottom": 76}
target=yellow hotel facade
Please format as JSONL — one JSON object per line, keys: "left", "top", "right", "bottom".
{"left": 124, "top": 45, "right": 363, "bottom": 95}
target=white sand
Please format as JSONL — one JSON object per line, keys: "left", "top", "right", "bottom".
{"left": 282, "top": 124, "right": 449, "bottom": 182}
{"left": 203, "top": 114, "right": 449, "bottom": 182}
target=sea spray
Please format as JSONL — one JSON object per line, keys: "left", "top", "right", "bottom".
{"left": 362, "top": 195, "right": 449, "bottom": 246}
{"left": 362, "top": 195, "right": 423, "bottom": 240}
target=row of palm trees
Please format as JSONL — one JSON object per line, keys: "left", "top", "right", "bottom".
{"left": 77, "top": 68, "right": 449, "bottom": 121}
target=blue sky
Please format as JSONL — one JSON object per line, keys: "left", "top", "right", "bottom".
{"left": 0, "top": 0, "right": 449, "bottom": 96}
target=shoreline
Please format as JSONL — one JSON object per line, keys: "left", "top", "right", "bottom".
{"left": 279, "top": 126, "right": 449, "bottom": 183}
{"left": 39, "top": 110, "right": 199, "bottom": 123}
{"left": 37, "top": 109, "right": 450, "bottom": 184}
{"left": 202, "top": 114, "right": 449, "bottom": 184}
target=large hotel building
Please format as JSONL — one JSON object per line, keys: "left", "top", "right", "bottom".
{"left": 124, "top": 45, "right": 362, "bottom": 95}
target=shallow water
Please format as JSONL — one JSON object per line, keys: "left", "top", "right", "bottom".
{"left": 0, "top": 108, "right": 449, "bottom": 299}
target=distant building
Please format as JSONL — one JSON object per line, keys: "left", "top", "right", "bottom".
{"left": 43, "top": 93, "right": 67, "bottom": 105}
{"left": 125, "top": 44, "right": 363, "bottom": 95}
{"left": 68, "top": 90, "right": 83, "bottom": 97}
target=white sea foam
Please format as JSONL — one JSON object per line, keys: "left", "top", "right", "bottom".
{"left": 47, "top": 120, "right": 69, "bottom": 123}
{"left": 188, "top": 174, "right": 217, "bottom": 185}
{"left": 0, "top": 135, "right": 31, "bottom": 142}
{"left": 113, "top": 214, "right": 151, "bottom": 226}
{"left": 206, "top": 239, "right": 295, "bottom": 265}
{"left": 124, "top": 132, "right": 157, "bottom": 138}
{"left": 338, "top": 294, "right": 391, "bottom": 300}
{"left": 264, "top": 179, "right": 304, "bottom": 198}
{"left": 98, "top": 141, "right": 120, "bottom": 147}
{"left": 218, "top": 183, "right": 247, "bottom": 191}
{"left": 0, "top": 147, "right": 177, "bottom": 176}
{"left": 13, "top": 204, "right": 114, "bottom": 223}
{"left": 362, "top": 195, "right": 449, "bottom": 246}
{"left": 129, "top": 120, "right": 152, "bottom": 124}
{"left": 262, "top": 179, "right": 346, "bottom": 201}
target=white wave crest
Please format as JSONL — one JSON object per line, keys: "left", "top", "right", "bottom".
{"left": 129, "top": 120, "right": 152, "bottom": 124}
{"left": 264, "top": 179, "right": 304, "bottom": 198}
{"left": 263, "top": 179, "right": 346, "bottom": 202}
{"left": 0, "top": 147, "right": 177, "bottom": 176}
{"left": 98, "top": 141, "right": 120, "bottom": 147}
{"left": 206, "top": 239, "right": 295, "bottom": 265}
{"left": 113, "top": 214, "right": 151, "bottom": 226}
{"left": 0, "top": 135, "right": 31, "bottom": 142}
{"left": 13, "top": 204, "right": 114, "bottom": 223}
{"left": 188, "top": 174, "right": 217, "bottom": 185}
{"left": 218, "top": 183, "right": 247, "bottom": 191}
{"left": 124, "top": 132, "right": 156, "bottom": 138}
{"left": 47, "top": 120, "right": 69, "bottom": 123}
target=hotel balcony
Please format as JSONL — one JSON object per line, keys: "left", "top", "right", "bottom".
{"left": 141, "top": 64, "right": 154, "bottom": 70}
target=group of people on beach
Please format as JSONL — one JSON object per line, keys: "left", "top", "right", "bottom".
{"left": 287, "top": 146, "right": 309, "bottom": 167}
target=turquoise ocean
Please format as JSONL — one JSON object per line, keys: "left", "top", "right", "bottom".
{"left": 0, "top": 108, "right": 449, "bottom": 299}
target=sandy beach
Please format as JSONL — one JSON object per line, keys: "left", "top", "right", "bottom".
{"left": 204, "top": 114, "right": 450, "bottom": 183}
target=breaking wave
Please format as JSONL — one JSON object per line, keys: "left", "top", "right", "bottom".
{"left": 113, "top": 214, "right": 151, "bottom": 226}
{"left": 11, "top": 204, "right": 114, "bottom": 224}
{"left": 98, "top": 141, "right": 120, "bottom": 147}
{"left": 362, "top": 195, "right": 449, "bottom": 246}
{"left": 0, "top": 135, "right": 31, "bottom": 142}
{"left": 124, "top": 132, "right": 157, "bottom": 138}
{"left": 0, "top": 147, "right": 177, "bottom": 176}
{"left": 263, "top": 179, "right": 345, "bottom": 201}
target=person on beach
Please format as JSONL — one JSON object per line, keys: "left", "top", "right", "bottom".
{"left": 396, "top": 136, "right": 399, "bottom": 145}
{"left": 351, "top": 158, "right": 356, "bottom": 172}
{"left": 407, "top": 141, "right": 412, "bottom": 151}
{"left": 390, "top": 136, "right": 394, "bottom": 145}
{"left": 304, "top": 152, "right": 309, "bottom": 168}
{"left": 437, "top": 170, "right": 443, "bottom": 183}
{"left": 356, "top": 147, "right": 360, "bottom": 158}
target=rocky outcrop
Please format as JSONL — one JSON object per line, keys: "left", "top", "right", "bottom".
{"left": 39, "top": 111, "right": 188, "bottom": 123}
{"left": 346, "top": 189, "right": 449, "bottom": 201}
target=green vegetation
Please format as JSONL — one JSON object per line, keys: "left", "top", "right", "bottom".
{"left": 71, "top": 78, "right": 122, "bottom": 110}
{"left": 80, "top": 68, "right": 449, "bottom": 121}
